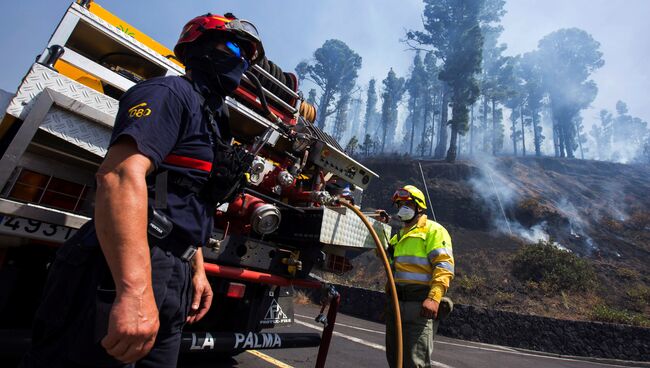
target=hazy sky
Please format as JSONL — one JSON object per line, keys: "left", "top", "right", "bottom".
{"left": 1, "top": 0, "right": 648, "bottom": 126}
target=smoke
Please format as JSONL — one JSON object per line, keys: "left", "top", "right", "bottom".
{"left": 469, "top": 155, "right": 552, "bottom": 244}
{"left": 599, "top": 180, "right": 629, "bottom": 222}
{"left": 554, "top": 198, "right": 598, "bottom": 254}
{"left": 469, "top": 155, "right": 600, "bottom": 253}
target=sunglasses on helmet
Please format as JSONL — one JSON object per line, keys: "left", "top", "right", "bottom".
{"left": 392, "top": 188, "right": 412, "bottom": 203}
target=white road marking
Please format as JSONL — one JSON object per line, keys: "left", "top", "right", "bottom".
{"left": 436, "top": 339, "right": 518, "bottom": 353}
{"left": 294, "top": 319, "right": 386, "bottom": 351}
{"left": 293, "top": 319, "right": 455, "bottom": 368}
{"left": 435, "top": 340, "right": 639, "bottom": 368}
{"left": 295, "top": 312, "right": 634, "bottom": 368}
{"left": 295, "top": 313, "right": 386, "bottom": 335}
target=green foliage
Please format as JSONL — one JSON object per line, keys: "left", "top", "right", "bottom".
{"left": 359, "top": 134, "right": 375, "bottom": 157}
{"left": 344, "top": 136, "right": 358, "bottom": 155}
{"left": 537, "top": 28, "right": 604, "bottom": 158}
{"left": 407, "top": 0, "right": 485, "bottom": 162}
{"left": 297, "top": 39, "right": 362, "bottom": 130}
{"left": 615, "top": 267, "right": 640, "bottom": 280}
{"left": 626, "top": 285, "right": 650, "bottom": 312}
{"left": 590, "top": 109, "right": 613, "bottom": 160}
{"left": 519, "top": 51, "right": 546, "bottom": 156}
{"left": 405, "top": 52, "right": 429, "bottom": 155}
{"left": 455, "top": 274, "right": 487, "bottom": 294}
{"left": 511, "top": 241, "right": 595, "bottom": 292}
{"left": 491, "top": 290, "right": 514, "bottom": 305}
{"left": 333, "top": 93, "right": 351, "bottom": 142}
{"left": 611, "top": 100, "right": 649, "bottom": 161}
{"left": 364, "top": 79, "right": 378, "bottom": 133}
{"left": 590, "top": 305, "right": 650, "bottom": 327}
{"left": 306, "top": 89, "right": 317, "bottom": 105}
{"left": 379, "top": 68, "right": 405, "bottom": 152}
{"left": 423, "top": 51, "right": 443, "bottom": 157}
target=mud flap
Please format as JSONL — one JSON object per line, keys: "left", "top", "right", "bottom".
{"left": 258, "top": 285, "right": 294, "bottom": 328}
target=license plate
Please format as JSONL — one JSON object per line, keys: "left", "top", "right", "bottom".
{"left": 0, "top": 215, "right": 77, "bottom": 243}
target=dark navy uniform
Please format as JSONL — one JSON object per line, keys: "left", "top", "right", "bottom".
{"left": 22, "top": 76, "right": 224, "bottom": 368}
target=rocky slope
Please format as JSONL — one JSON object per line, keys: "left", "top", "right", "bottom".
{"left": 327, "top": 156, "right": 650, "bottom": 325}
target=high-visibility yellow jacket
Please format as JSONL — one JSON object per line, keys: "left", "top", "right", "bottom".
{"left": 388, "top": 215, "right": 454, "bottom": 302}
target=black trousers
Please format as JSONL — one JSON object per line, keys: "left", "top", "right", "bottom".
{"left": 20, "top": 226, "right": 192, "bottom": 368}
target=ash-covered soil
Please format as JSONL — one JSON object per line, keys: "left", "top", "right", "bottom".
{"left": 324, "top": 156, "right": 650, "bottom": 324}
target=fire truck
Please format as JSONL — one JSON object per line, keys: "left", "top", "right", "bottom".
{"left": 0, "top": 1, "right": 389, "bottom": 365}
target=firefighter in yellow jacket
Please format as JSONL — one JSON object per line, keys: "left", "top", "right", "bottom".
{"left": 385, "top": 185, "right": 454, "bottom": 368}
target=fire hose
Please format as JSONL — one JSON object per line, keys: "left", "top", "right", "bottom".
{"left": 337, "top": 199, "right": 403, "bottom": 368}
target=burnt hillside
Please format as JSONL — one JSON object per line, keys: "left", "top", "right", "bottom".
{"left": 335, "top": 156, "right": 650, "bottom": 324}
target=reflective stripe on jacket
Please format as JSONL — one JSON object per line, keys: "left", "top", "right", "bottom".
{"left": 388, "top": 215, "right": 454, "bottom": 302}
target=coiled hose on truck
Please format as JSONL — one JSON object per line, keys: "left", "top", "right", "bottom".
{"left": 337, "top": 199, "right": 403, "bottom": 368}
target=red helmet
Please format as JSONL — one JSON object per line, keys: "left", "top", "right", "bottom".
{"left": 174, "top": 13, "right": 265, "bottom": 65}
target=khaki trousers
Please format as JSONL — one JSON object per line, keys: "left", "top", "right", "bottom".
{"left": 385, "top": 299, "right": 439, "bottom": 368}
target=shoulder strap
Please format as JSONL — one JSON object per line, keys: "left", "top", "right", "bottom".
{"left": 183, "top": 76, "right": 233, "bottom": 143}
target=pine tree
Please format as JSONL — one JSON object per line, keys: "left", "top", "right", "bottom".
{"left": 407, "top": 0, "right": 489, "bottom": 162}
{"left": 364, "top": 79, "right": 378, "bottom": 135}
{"left": 405, "top": 52, "right": 429, "bottom": 155}
{"left": 360, "top": 134, "right": 374, "bottom": 157}
{"left": 296, "top": 40, "right": 362, "bottom": 130}
{"left": 344, "top": 136, "right": 359, "bottom": 155}
{"left": 537, "top": 28, "right": 604, "bottom": 158}
{"left": 379, "top": 68, "right": 405, "bottom": 153}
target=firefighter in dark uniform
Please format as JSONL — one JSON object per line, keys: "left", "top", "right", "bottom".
{"left": 20, "top": 13, "right": 264, "bottom": 368}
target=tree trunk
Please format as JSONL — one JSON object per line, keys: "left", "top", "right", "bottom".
{"left": 429, "top": 92, "right": 439, "bottom": 157}
{"left": 423, "top": 98, "right": 431, "bottom": 156}
{"left": 565, "top": 119, "right": 575, "bottom": 159}
{"left": 482, "top": 96, "right": 489, "bottom": 153}
{"left": 492, "top": 99, "right": 498, "bottom": 155}
{"left": 434, "top": 88, "right": 449, "bottom": 159}
{"left": 578, "top": 137, "right": 584, "bottom": 159}
{"left": 316, "top": 87, "right": 333, "bottom": 129}
{"left": 520, "top": 106, "right": 526, "bottom": 157}
{"left": 557, "top": 121, "right": 566, "bottom": 158}
{"left": 553, "top": 119, "right": 560, "bottom": 157}
{"left": 446, "top": 118, "right": 459, "bottom": 162}
{"left": 469, "top": 103, "right": 475, "bottom": 156}
{"left": 508, "top": 117, "right": 517, "bottom": 157}
{"left": 381, "top": 120, "right": 387, "bottom": 153}
{"left": 532, "top": 109, "right": 541, "bottom": 157}
{"left": 409, "top": 98, "right": 417, "bottom": 155}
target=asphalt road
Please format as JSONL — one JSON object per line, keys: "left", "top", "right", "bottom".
{"left": 179, "top": 304, "right": 648, "bottom": 368}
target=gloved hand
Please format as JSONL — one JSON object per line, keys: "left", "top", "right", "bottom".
{"left": 375, "top": 209, "right": 390, "bottom": 223}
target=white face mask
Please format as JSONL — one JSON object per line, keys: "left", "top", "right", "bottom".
{"left": 397, "top": 206, "right": 416, "bottom": 222}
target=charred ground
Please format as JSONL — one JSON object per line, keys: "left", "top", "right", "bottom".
{"left": 323, "top": 156, "right": 650, "bottom": 326}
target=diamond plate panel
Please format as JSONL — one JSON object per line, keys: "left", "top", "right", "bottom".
{"left": 7, "top": 63, "right": 118, "bottom": 122}
{"left": 40, "top": 107, "right": 111, "bottom": 157}
{"left": 319, "top": 207, "right": 391, "bottom": 249}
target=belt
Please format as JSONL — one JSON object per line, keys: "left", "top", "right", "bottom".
{"left": 156, "top": 243, "right": 198, "bottom": 262}
{"left": 395, "top": 287, "right": 430, "bottom": 302}
{"left": 148, "top": 233, "right": 198, "bottom": 262}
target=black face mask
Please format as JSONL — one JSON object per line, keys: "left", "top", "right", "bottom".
{"left": 186, "top": 47, "right": 248, "bottom": 97}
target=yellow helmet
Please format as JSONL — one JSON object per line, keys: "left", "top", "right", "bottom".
{"left": 391, "top": 185, "right": 427, "bottom": 210}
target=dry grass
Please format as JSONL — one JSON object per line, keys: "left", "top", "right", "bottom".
{"left": 627, "top": 211, "right": 650, "bottom": 230}
{"left": 293, "top": 290, "right": 313, "bottom": 305}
